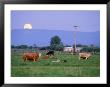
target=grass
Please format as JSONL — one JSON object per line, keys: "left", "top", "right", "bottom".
{"left": 11, "top": 50, "right": 100, "bottom": 77}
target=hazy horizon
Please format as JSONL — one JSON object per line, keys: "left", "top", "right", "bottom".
{"left": 11, "top": 29, "right": 100, "bottom": 47}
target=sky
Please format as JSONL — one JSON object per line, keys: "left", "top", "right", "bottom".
{"left": 11, "top": 10, "right": 100, "bottom": 32}
{"left": 11, "top": 10, "right": 100, "bottom": 47}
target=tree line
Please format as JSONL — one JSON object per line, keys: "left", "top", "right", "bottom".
{"left": 11, "top": 35, "right": 100, "bottom": 52}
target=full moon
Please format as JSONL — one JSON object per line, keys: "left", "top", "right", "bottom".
{"left": 24, "top": 24, "right": 32, "bottom": 30}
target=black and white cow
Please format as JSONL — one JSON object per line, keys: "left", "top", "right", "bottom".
{"left": 46, "top": 50, "right": 54, "bottom": 56}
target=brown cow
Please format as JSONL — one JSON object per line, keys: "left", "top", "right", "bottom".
{"left": 23, "top": 52, "right": 41, "bottom": 62}
{"left": 79, "top": 52, "right": 92, "bottom": 60}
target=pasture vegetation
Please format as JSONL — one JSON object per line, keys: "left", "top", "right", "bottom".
{"left": 11, "top": 49, "right": 100, "bottom": 77}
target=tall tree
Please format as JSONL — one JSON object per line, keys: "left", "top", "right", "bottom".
{"left": 50, "top": 36, "right": 63, "bottom": 51}
{"left": 50, "top": 36, "right": 61, "bottom": 45}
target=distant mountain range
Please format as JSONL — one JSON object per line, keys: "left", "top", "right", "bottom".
{"left": 11, "top": 29, "right": 100, "bottom": 47}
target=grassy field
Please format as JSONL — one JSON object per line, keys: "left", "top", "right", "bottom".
{"left": 11, "top": 49, "right": 100, "bottom": 77}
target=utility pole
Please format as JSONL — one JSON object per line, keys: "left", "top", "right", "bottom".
{"left": 73, "top": 26, "right": 78, "bottom": 54}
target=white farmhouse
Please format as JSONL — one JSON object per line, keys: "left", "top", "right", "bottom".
{"left": 63, "top": 47, "right": 83, "bottom": 53}
{"left": 63, "top": 47, "right": 73, "bottom": 53}
{"left": 76, "top": 47, "right": 83, "bottom": 53}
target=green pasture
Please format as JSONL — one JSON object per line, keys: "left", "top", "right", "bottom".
{"left": 11, "top": 50, "right": 100, "bottom": 77}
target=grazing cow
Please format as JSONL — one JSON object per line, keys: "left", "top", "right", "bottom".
{"left": 23, "top": 52, "right": 41, "bottom": 62}
{"left": 46, "top": 50, "right": 54, "bottom": 56}
{"left": 79, "top": 52, "right": 92, "bottom": 60}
